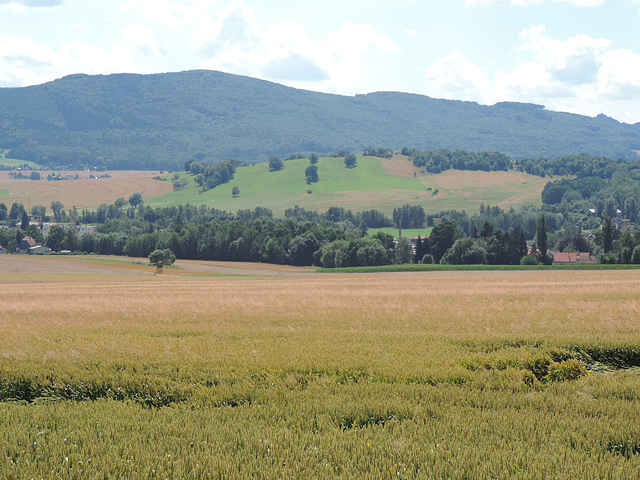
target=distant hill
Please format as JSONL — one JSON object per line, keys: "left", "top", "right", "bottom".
{"left": 1, "top": 70, "right": 639, "bottom": 170}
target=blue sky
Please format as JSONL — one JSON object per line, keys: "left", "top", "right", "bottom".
{"left": 1, "top": 0, "right": 640, "bottom": 123}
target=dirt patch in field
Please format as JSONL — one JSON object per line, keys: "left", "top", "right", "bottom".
{"left": 378, "top": 154, "right": 420, "bottom": 178}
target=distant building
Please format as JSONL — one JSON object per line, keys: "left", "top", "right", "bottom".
{"left": 29, "top": 245, "right": 50, "bottom": 255}
{"left": 552, "top": 252, "right": 598, "bottom": 265}
{"left": 17, "top": 236, "right": 37, "bottom": 254}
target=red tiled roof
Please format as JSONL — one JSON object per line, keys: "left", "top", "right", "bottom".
{"left": 21, "top": 236, "right": 37, "bottom": 246}
{"left": 552, "top": 252, "right": 597, "bottom": 265}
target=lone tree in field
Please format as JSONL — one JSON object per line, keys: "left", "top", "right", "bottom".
{"left": 268, "top": 156, "right": 284, "bottom": 172}
{"left": 309, "top": 153, "right": 319, "bottom": 165}
{"left": 305, "top": 165, "right": 319, "bottom": 184}
{"left": 149, "top": 249, "right": 176, "bottom": 267}
{"left": 344, "top": 153, "right": 357, "bottom": 169}
{"left": 232, "top": 186, "right": 240, "bottom": 197}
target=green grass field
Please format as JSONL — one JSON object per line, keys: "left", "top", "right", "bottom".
{"left": 368, "top": 227, "right": 433, "bottom": 238}
{"left": 0, "top": 150, "right": 41, "bottom": 169}
{"left": 146, "top": 156, "right": 548, "bottom": 217}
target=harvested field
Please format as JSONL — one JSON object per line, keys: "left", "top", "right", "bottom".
{"left": 0, "top": 171, "right": 173, "bottom": 210}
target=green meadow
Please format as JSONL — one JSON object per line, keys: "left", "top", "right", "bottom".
{"left": 0, "top": 150, "right": 40, "bottom": 169}
{"left": 147, "top": 156, "right": 547, "bottom": 217}
{"left": 368, "top": 227, "right": 433, "bottom": 238}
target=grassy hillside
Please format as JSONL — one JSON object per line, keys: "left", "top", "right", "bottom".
{"left": 1, "top": 70, "right": 639, "bottom": 170}
{"left": 146, "top": 155, "right": 548, "bottom": 216}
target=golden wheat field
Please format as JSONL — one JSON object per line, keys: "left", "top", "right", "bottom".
{"left": 1, "top": 259, "right": 640, "bottom": 478}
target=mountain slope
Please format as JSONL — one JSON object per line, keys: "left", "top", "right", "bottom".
{"left": 1, "top": 70, "right": 639, "bottom": 170}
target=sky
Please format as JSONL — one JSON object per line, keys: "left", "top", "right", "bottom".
{"left": 1, "top": 0, "right": 640, "bottom": 123}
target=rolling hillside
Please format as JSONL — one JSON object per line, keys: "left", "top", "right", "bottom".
{"left": 1, "top": 70, "right": 639, "bottom": 170}
{"left": 147, "top": 155, "right": 549, "bottom": 216}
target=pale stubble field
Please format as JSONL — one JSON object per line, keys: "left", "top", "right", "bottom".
{"left": 1, "top": 264, "right": 640, "bottom": 478}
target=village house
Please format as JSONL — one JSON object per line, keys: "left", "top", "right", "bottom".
{"left": 17, "top": 236, "right": 37, "bottom": 254}
{"left": 552, "top": 252, "right": 598, "bottom": 265}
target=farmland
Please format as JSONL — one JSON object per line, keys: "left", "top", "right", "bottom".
{"left": 0, "top": 170, "right": 173, "bottom": 211}
{"left": 0, "top": 155, "right": 548, "bottom": 216}
{"left": 1, "top": 258, "right": 640, "bottom": 478}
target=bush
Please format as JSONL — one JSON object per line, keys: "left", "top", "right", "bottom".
{"left": 598, "top": 252, "right": 616, "bottom": 264}
{"left": 520, "top": 254, "right": 539, "bottom": 266}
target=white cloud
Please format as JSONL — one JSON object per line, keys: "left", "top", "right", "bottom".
{"left": 422, "top": 25, "right": 640, "bottom": 122}
{"left": 119, "top": 0, "right": 221, "bottom": 31}
{"left": 120, "top": 23, "right": 163, "bottom": 56}
{"left": 426, "top": 51, "right": 490, "bottom": 101}
{"left": 187, "top": 1, "right": 398, "bottom": 94}
{"left": 0, "top": 33, "right": 147, "bottom": 86}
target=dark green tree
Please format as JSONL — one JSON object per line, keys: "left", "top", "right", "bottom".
{"left": 21, "top": 211, "right": 29, "bottom": 230}
{"left": 50, "top": 201, "right": 64, "bottom": 222}
{"left": 232, "top": 186, "right": 240, "bottom": 197}
{"left": 603, "top": 214, "right": 613, "bottom": 254}
{"left": 268, "top": 156, "right": 284, "bottom": 172}
{"left": 536, "top": 214, "right": 548, "bottom": 260}
{"left": 305, "top": 165, "right": 319, "bottom": 184}
{"left": 114, "top": 197, "right": 126, "bottom": 210}
{"left": 129, "top": 192, "right": 143, "bottom": 208}
{"left": 148, "top": 248, "right": 176, "bottom": 266}
{"left": 429, "top": 221, "right": 463, "bottom": 263}
{"left": 309, "top": 153, "right": 319, "bottom": 164}
{"left": 344, "top": 154, "right": 357, "bottom": 169}
{"left": 45, "top": 225, "right": 65, "bottom": 251}
{"left": 9, "top": 202, "right": 25, "bottom": 221}
{"left": 395, "top": 237, "right": 413, "bottom": 264}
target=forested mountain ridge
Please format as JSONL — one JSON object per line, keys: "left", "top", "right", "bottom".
{"left": 1, "top": 69, "right": 639, "bottom": 170}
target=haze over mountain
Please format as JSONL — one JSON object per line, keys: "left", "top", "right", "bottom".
{"left": 1, "top": 70, "right": 639, "bottom": 171}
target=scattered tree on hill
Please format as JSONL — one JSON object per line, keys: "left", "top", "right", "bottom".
{"left": 305, "top": 165, "right": 319, "bottom": 184}
{"left": 173, "top": 178, "right": 189, "bottom": 190}
{"left": 269, "top": 156, "right": 284, "bottom": 172}
{"left": 344, "top": 154, "right": 357, "bottom": 169}
{"left": 232, "top": 186, "right": 240, "bottom": 197}
{"left": 309, "top": 153, "right": 319, "bottom": 164}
